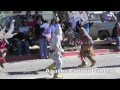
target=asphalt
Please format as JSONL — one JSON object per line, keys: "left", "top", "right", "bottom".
{"left": 1, "top": 54, "right": 120, "bottom": 79}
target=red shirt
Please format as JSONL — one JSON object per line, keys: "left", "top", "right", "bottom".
{"left": 27, "top": 20, "right": 35, "bottom": 27}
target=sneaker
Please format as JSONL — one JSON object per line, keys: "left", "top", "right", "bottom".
{"left": 53, "top": 73, "right": 63, "bottom": 79}
{"left": 46, "top": 63, "right": 56, "bottom": 75}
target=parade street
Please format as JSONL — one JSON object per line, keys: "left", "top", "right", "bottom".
{"left": 0, "top": 53, "right": 120, "bottom": 79}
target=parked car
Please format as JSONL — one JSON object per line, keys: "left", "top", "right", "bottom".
{"left": 88, "top": 12, "right": 117, "bottom": 40}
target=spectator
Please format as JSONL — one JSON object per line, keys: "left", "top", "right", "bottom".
{"left": 27, "top": 15, "right": 35, "bottom": 33}
{"left": 24, "top": 11, "right": 31, "bottom": 19}
{"left": 34, "top": 11, "right": 44, "bottom": 24}
{"left": 117, "top": 11, "right": 120, "bottom": 22}
{"left": 39, "top": 20, "right": 50, "bottom": 59}
{"left": 11, "top": 30, "right": 30, "bottom": 56}
{"left": 15, "top": 15, "right": 22, "bottom": 30}
{"left": 34, "top": 19, "right": 41, "bottom": 41}
{"left": 49, "top": 19, "right": 57, "bottom": 33}
{"left": 65, "top": 22, "right": 75, "bottom": 45}
{"left": 60, "top": 15, "right": 68, "bottom": 33}
{"left": 101, "top": 11, "right": 117, "bottom": 22}
{"left": 112, "top": 23, "right": 120, "bottom": 49}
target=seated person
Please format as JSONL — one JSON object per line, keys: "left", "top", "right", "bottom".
{"left": 11, "top": 30, "right": 30, "bottom": 56}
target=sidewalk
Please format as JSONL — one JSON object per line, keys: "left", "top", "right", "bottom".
{"left": 6, "top": 48, "right": 119, "bottom": 62}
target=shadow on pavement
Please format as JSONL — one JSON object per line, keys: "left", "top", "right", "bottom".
{"left": 62, "top": 66, "right": 80, "bottom": 70}
{"left": 8, "top": 71, "right": 39, "bottom": 75}
{"left": 7, "top": 66, "right": 83, "bottom": 76}
{"left": 35, "top": 77, "right": 50, "bottom": 79}
{"left": 97, "top": 65, "right": 120, "bottom": 68}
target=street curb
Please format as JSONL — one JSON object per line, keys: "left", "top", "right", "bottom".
{"left": 6, "top": 49, "right": 120, "bottom": 62}
{"left": 6, "top": 49, "right": 112, "bottom": 62}
{"left": 62, "top": 49, "right": 110, "bottom": 56}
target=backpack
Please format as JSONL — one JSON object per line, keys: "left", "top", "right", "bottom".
{"left": 0, "top": 39, "right": 5, "bottom": 49}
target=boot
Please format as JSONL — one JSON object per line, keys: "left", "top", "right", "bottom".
{"left": 90, "top": 60, "right": 96, "bottom": 67}
{"left": 88, "top": 56, "right": 96, "bottom": 67}
{"left": 78, "top": 60, "right": 88, "bottom": 67}
{"left": 0, "top": 62, "right": 4, "bottom": 68}
{"left": 53, "top": 73, "right": 63, "bottom": 79}
{"left": 46, "top": 63, "right": 56, "bottom": 75}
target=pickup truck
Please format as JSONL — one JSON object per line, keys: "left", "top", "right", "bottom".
{"left": 88, "top": 12, "right": 117, "bottom": 40}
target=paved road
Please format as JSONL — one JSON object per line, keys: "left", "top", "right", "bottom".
{"left": 0, "top": 53, "right": 120, "bottom": 79}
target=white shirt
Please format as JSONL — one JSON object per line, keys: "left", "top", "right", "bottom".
{"left": 102, "top": 12, "right": 116, "bottom": 21}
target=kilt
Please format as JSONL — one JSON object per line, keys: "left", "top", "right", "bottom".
{"left": 80, "top": 44, "right": 95, "bottom": 57}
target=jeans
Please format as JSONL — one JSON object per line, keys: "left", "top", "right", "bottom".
{"left": 115, "top": 36, "right": 120, "bottom": 47}
{"left": 84, "top": 23, "right": 90, "bottom": 33}
{"left": 39, "top": 39, "right": 48, "bottom": 58}
{"left": 15, "top": 40, "right": 30, "bottom": 56}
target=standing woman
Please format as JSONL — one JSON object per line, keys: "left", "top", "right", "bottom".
{"left": 76, "top": 21, "right": 96, "bottom": 67}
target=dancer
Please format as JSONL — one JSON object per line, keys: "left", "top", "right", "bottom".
{"left": 46, "top": 24, "right": 64, "bottom": 78}
{"left": 76, "top": 21, "right": 96, "bottom": 67}
{"left": 0, "top": 20, "right": 15, "bottom": 68}
{"left": 0, "top": 39, "right": 7, "bottom": 68}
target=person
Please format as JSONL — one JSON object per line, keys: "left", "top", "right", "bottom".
{"left": 15, "top": 15, "right": 22, "bottom": 30}
{"left": 46, "top": 24, "right": 64, "bottom": 78}
{"left": 39, "top": 20, "right": 50, "bottom": 59}
{"left": 76, "top": 21, "right": 96, "bottom": 67}
{"left": 60, "top": 15, "right": 68, "bottom": 33}
{"left": 117, "top": 11, "right": 120, "bottom": 22}
{"left": 49, "top": 19, "right": 57, "bottom": 33}
{"left": 0, "top": 39, "right": 7, "bottom": 68}
{"left": 65, "top": 22, "right": 75, "bottom": 45}
{"left": 11, "top": 30, "right": 30, "bottom": 56}
{"left": 27, "top": 15, "right": 35, "bottom": 33}
{"left": 23, "top": 11, "right": 31, "bottom": 19}
{"left": 112, "top": 23, "right": 120, "bottom": 49}
{"left": 101, "top": 11, "right": 117, "bottom": 22}
{"left": 80, "top": 11, "right": 90, "bottom": 33}
{"left": 34, "top": 18, "right": 41, "bottom": 41}
{"left": 34, "top": 11, "right": 44, "bottom": 24}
